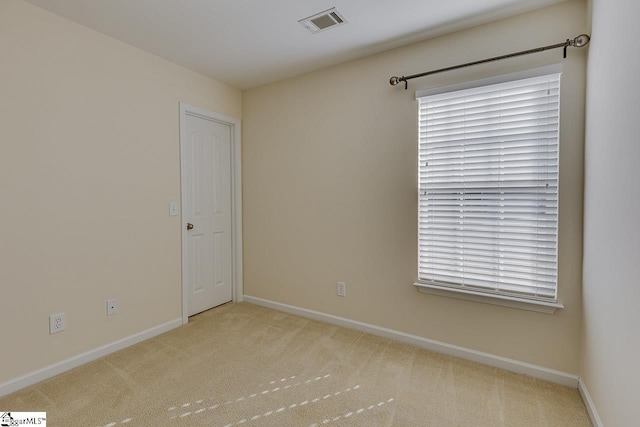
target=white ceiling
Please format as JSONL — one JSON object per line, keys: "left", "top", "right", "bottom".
{"left": 24, "top": 0, "right": 566, "bottom": 89}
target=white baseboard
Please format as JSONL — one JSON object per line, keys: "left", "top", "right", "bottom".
{"left": 578, "top": 377, "right": 603, "bottom": 427}
{"left": 244, "top": 295, "right": 579, "bottom": 388}
{"left": 0, "top": 318, "right": 182, "bottom": 398}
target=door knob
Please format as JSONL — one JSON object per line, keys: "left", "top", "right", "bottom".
{"left": 186, "top": 223, "right": 194, "bottom": 230}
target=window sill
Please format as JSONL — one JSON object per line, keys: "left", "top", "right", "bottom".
{"left": 413, "top": 282, "right": 564, "bottom": 314}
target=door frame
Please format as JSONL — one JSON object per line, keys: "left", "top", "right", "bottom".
{"left": 179, "top": 102, "right": 243, "bottom": 325}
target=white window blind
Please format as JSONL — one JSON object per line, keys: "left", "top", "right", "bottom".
{"left": 417, "top": 72, "right": 560, "bottom": 302}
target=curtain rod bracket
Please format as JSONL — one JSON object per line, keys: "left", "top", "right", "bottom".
{"left": 389, "top": 34, "right": 590, "bottom": 88}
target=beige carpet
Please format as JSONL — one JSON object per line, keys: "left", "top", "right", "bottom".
{"left": 0, "top": 302, "right": 591, "bottom": 426}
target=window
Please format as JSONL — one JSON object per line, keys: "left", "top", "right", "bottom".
{"left": 416, "top": 69, "right": 561, "bottom": 308}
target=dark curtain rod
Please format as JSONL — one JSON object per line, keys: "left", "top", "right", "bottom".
{"left": 389, "top": 34, "right": 591, "bottom": 89}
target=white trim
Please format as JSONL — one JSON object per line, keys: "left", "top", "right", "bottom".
{"left": 179, "top": 103, "right": 243, "bottom": 326}
{"left": 0, "top": 318, "right": 182, "bottom": 398}
{"left": 243, "top": 295, "right": 579, "bottom": 388}
{"left": 414, "top": 282, "right": 564, "bottom": 314}
{"left": 232, "top": 122, "right": 244, "bottom": 304}
{"left": 415, "top": 63, "right": 563, "bottom": 98}
{"left": 578, "top": 377, "right": 603, "bottom": 427}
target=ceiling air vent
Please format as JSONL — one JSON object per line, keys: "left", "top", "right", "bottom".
{"left": 299, "top": 8, "right": 348, "bottom": 34}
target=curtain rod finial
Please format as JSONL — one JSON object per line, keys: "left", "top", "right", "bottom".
{"left": 390, "top": 76, "right": 408, "bottom": 88}
{"left": 572, "top": 34, "right": 590, "bottom": 47}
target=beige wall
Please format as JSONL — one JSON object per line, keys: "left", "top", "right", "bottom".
{"left": 0, "top": 0, "right": 241, "bottom": 384}
{"left": 243, "top": 0, "right": 588, "bottom": 373}
{"left": 582, "top": 0, "right": 640, "bottom": 424}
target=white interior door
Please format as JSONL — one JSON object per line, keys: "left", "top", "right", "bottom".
{"left": 183, "top": 113, "right": 233, "bottom": 316}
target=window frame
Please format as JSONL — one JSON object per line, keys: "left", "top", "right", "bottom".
{"left": 413, "top": 64, "right": 564, "bottom": 314}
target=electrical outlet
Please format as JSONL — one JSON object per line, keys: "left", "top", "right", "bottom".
{"left": 50, "top": 313, "right": 66, "bottom": 334}
{"left": 107, "top": 299, "right": 119, "bottom": 316}
{"left": 337, "top": 282, "right": 346, "bottom": 297}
